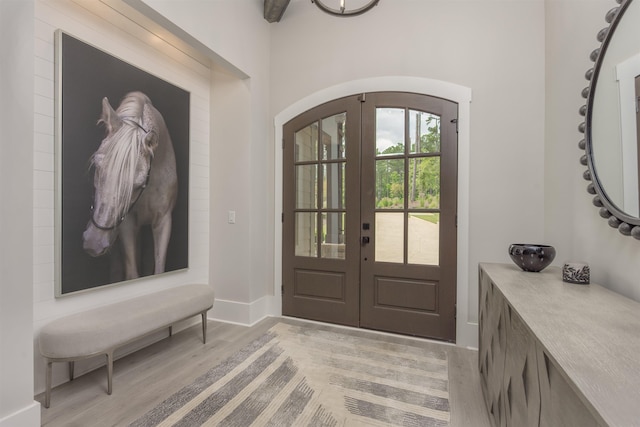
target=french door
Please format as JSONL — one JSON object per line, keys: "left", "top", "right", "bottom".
{"left": 282, "top": 92, "right": 458, "bottom": 341}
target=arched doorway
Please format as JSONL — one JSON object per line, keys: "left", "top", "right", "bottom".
{"left": 282, "top": 92, "right": 458, "bottom": 341}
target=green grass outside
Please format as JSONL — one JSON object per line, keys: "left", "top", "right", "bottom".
{"left": 411, "top": 213, "right": 439, "bottom": 224}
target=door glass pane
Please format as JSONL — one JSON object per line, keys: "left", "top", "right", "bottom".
{"left": 296, "top": 164, "right": 318, "bottom": 209}
{"left": 375, "top": 212, "right": 404, "bottom": 263}
{"left": 321, "top": 212, "right": 346, "bottom": 259}
{"left": 408, "top": 213, "right": 439, "bottom": 265}
{"left": 295, "top": 123, "right": 318, "bottom": 162}
{"left": 376, "top": 159, "right": 404, "bottom": 209}
{"left": 322, "top": 113, "right": 346, "bottom": 160}
{"left": 295, "top": 212, "right": 317, "bottom": 257}
{"left": 409, "top": 110, "right": 440, "bottom": 153}
{"left": 376, "top": 108, "right": 405, "bottom": 156}
{"left": 323, "top": 162, "right": 345, "bottom": 209}
{"left": 409, "top": 157, "right": 440, "bottom": 209}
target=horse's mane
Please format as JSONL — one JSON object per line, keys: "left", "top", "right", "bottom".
{"left": 91, "top": 92, "right": 152, "bottom": 222}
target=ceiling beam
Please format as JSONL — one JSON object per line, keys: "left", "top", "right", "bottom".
{"left": 264, "top": 0, "right": 291, "bottom": 23}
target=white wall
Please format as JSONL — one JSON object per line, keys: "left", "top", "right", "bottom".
{"left": 31, "top": 0, "right": 211, "bottom": 395}
{"left": 142, "top": 1, "right": 273, "bottom": 324}
{"left": 270, "top": 0, "right": 546, "bottom": 347}
{"left": 0, "top": 1, "right": 40, "bottom": 425}
{"left": 545, "top": 0, "right": 640, "bottom": 301}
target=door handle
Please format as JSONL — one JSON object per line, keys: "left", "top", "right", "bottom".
{"left": 361, "top": 236, "right": 370, "bottom": 245}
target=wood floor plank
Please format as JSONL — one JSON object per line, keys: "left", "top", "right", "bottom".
{"left": 447, "top": 345, "right": 492, "bottom": 427}
{"left": 38, "top": 317, "right": 489, "bottom": 426}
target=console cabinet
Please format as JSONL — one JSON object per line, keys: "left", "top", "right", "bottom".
{"left": 479, "top": 263, "right": 640, "bottom": 427}
{"left": 479, "top": 272, "right": 542, "bottom": 427}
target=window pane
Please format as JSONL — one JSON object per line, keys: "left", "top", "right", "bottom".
{"left": 375, "top": 212, "right": 404, "bottom": 263}
{"left": 409, "top": 157, "right": 440, "bottom": 209}
{"left": 295, "top": 122, "right": 318, "bottom": 162}
{"left": 321, "top": 212, "right": 346, "bottom": 259}
{"left": 295, "top": 212, "right": 317, "bottom": 257}
{"left": 321, "top": 113, "right": 346, "bottom": 160}
{"left": 376, "top": 108, "right": 405, "bottom": 156}
{"left": 323, "top": 162, "right": 345, "bottom": 209}
{"left": 409, "top": 110, "right": 440, "bottom": 153}
{"left": 296, "top": 164, "right": 317, "bottom": 209}
{"left": 408, "top": 213, "right": 439, "bottom": 265}
{"left": 376, "top": 159, "right": 404, "bottom": 209}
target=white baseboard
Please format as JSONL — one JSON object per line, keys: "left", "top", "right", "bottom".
{"left": 457, "top": 321, "right": 479, "bottom": 349}
{"left": 0, "top": 401, "right": 40, "bottom": 427}
{"left": 209, "top": 295, "right": 279, "bottom": 326}
{"left": 211, "top": 296, "right": 479, "bottom": 349}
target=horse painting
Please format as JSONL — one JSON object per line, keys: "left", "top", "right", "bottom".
{"left": 82, "top": 91, "right": 178, "bottom": 280}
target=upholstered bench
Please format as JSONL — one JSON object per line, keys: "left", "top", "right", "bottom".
{"left": 38, "top": 284, "right": 215, "bottom": 408}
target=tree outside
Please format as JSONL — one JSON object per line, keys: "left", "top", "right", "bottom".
{"left": 376, "top": 113, "right": 441, "bottom": 213}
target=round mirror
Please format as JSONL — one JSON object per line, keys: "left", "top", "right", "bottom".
{"left": 583, "top": 0, "right": 640, "bottom": 237}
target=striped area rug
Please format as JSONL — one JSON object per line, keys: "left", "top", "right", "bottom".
{"left": 130, "top": 322, "right": 450, "bottom": 426}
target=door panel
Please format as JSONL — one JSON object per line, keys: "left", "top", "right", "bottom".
{"left": 283, "top": 92, "right": 458, "bottom": 340}
{"left": 360, "top": 92, "right": 457, "bottom": 341}
{"left": 294, "top": 269, "right": 345, "bottom": 300}
{"left": 283, "top": 96, "right": 361, "bottom": 326}
{"left": 374, "top": 277, "right": 438, "bottom": 311}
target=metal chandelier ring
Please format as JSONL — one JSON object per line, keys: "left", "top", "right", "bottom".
{"left": 311, "top": 0, "right": 380, "bottom": 17}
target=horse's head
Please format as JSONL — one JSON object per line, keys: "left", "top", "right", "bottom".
{"left": 83, "top": 95, "right": 159, "bottom": 257}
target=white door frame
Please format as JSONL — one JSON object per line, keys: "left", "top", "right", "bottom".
{"left": 273, "top": 76, "right": 474, "bottom": 347}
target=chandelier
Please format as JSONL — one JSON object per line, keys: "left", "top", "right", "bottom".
{"left": 311, "top": 0, "right": 380, "bottom": 17}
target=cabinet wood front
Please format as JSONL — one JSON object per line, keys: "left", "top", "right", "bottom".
{"left": 479, "top": 266, "right": 601, "bottom": 427}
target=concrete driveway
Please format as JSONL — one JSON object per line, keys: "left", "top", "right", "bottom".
{"left": 375, "top": 213, "right": 439, "bottom": 265}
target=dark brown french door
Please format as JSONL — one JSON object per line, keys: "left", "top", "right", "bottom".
{"left": 282, "top": 92, "right": 458, "bottom": 341}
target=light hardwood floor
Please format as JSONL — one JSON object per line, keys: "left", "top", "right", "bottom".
{"left": 37, "top": 317, "right": 490, "bottom": 427}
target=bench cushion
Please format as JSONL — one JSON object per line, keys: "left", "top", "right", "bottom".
{"left": 39, "top": 284, "right": 214, "bottom": 360}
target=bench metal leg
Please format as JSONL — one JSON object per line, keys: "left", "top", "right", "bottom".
{"left": 106, "top": 351, "right": 113, "bottom": 395}
{"left": 69, "top": 361, "right": 74, "bottom": 381}
{"left": 45, "top": 360, "right": 52, "bottom": 408}
{"left": 201, "top": 311, "right": 207, "bottom": 344}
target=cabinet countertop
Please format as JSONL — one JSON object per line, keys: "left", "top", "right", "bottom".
{"left": 480, "top": 262, "right": 640, "bottom": 427}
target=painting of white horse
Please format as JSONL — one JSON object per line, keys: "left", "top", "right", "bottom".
{"left": 56, "top": 31, "right": 189, "bottom": 295}
{"left": 82, "top": 92, "right": 177, "bottom": 280}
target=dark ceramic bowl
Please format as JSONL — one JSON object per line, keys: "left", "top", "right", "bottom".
{"left": 508, "top": 244, "right": 556, "bottom": 272}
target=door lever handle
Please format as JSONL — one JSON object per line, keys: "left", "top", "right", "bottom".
{"left": 361, "top": 236, "right": 370, "bottom": 245}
